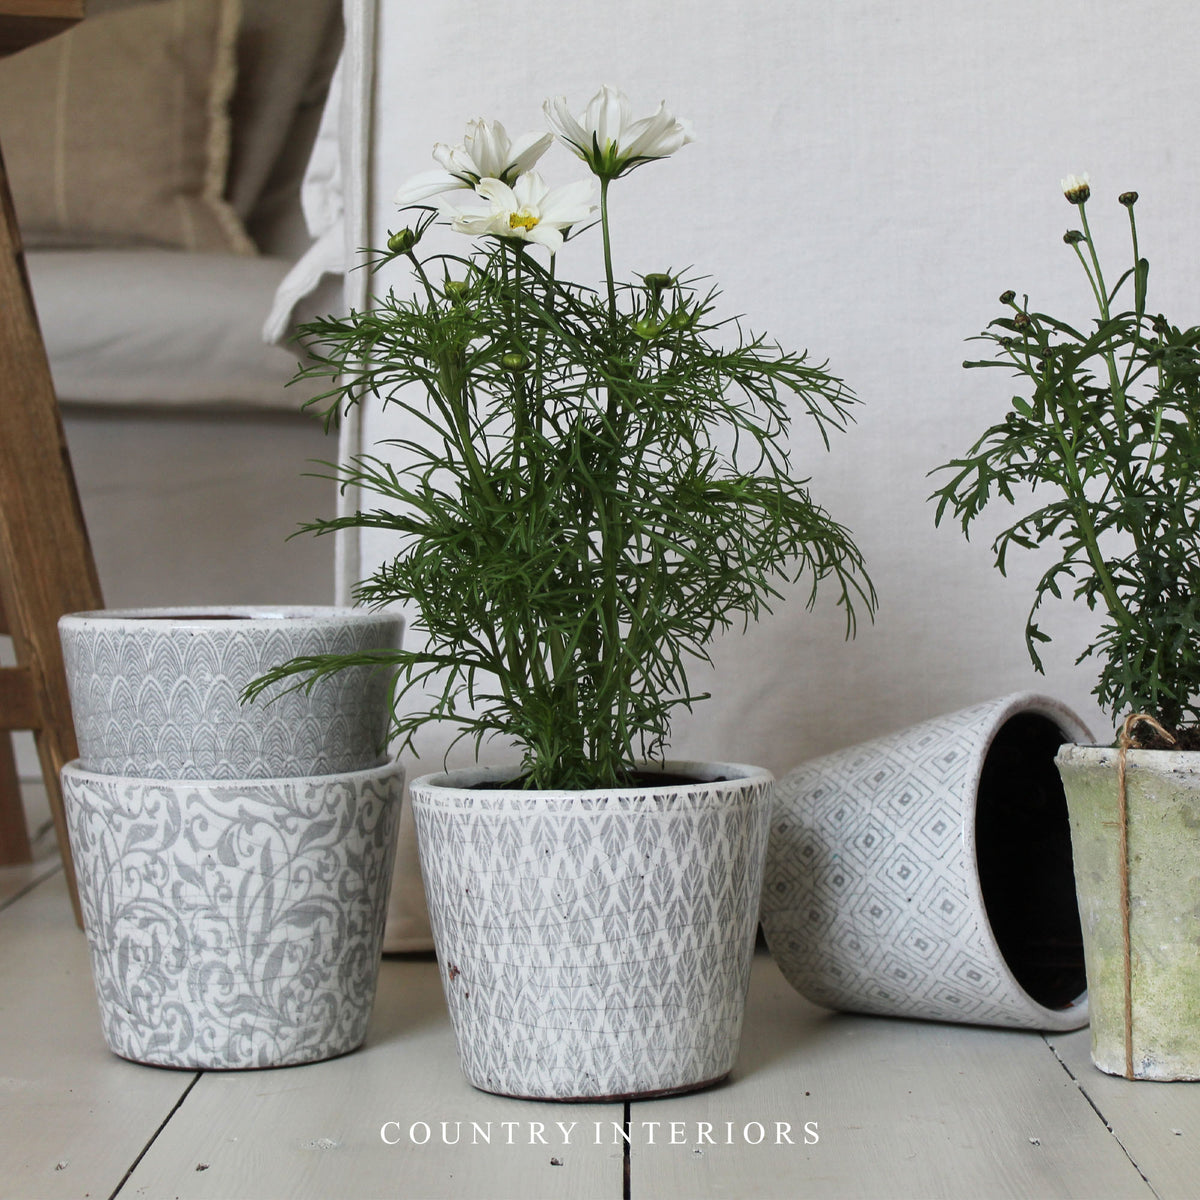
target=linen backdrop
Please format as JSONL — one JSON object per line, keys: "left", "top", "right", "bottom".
{"left": 314, "top": 0, "right": 1200, "bottom": 948}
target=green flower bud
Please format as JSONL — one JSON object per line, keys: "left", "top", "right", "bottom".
{"left": 1119, "top": 191, "right": 1138, "bottom": 207}
{"left": 387, "top": 227, "right": 418, "bottom": 254}
{"left": 443, "top": 280, "right": 470, "bottom": 303}
{"left": 999, "top": 290, "right": 1016, "bottom": 305}
{"left": 643, "top": 272, "right": 674, "bottom": 294}
{"left": 634, "top": 317, "right": 662, "bottom": 340}
{"left": 1063, "top": 230, "right": 1085, "bottom": 245}
{"left": 501, "top": 351, "right": 529, "bottom": 372}
{"left": 1013, "top": 312, "right": 1032, "bottom": 329}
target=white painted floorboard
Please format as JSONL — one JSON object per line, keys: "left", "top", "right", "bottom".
{"left": 3, "top": 842, "right": 1200, "bottom": 1198}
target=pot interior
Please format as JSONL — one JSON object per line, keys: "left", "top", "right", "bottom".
{"left": 975, "top": 712, "right": 1086, "bottom": 1011}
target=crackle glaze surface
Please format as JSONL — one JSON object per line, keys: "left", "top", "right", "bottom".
{"left": 1058, "top": 745, "right": 1200, "bottom": 1080}
{"left": 62, "top": 759, "right": 403, "bottom": 1069}
{"left": 59, "top": 607, "right": 401, "bottom": 779}
{"left": 410, "top": 763, "right": 773, "bottom": 1100}
{"left": 761, "top": 693, "right": 1092, "bottom": 1031}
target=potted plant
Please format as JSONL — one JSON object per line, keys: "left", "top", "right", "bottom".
{"left": 250, "top": 85, "right": 875, "bottom": 1100}
{"left": 932, "top": 174, "right": 1200, "bottom": 1080}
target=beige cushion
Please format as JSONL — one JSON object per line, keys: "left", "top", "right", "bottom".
{"left": 26, "top": 248, "right": 339, "bottom": 408}
{"left": 0, "top": 0, "right": 254, "bottom": 254}
{"left": 83, "top": 0, "right": 343, "bottom": 235}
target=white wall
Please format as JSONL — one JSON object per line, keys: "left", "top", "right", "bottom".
{"left": 354, "top": 0, "right": 1200, "bottom": 780}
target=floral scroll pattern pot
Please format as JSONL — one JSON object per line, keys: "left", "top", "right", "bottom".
{"left": 59, "top": 606, "right": 402, "bottom": 780}
{"left": 61, "top": 759, "right": 403, "bottom": 1069}
{"left": 410, "top": 762, "right": 773, "bottom": 1101}
{"left": 1057, "top": 744, "right": 1200, "bottom": 1081}
{"left": 761, "top": 693, "right": 1092, "bottom": 1030}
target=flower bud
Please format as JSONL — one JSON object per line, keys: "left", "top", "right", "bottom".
{"left": 1063, "top": 230, "right": 1084, "bottom": 245}
{"left": 1119, "top": 191, "right": 1138, "bottom": 207}
{"left": 634, "top": 317, "right": 662, "bottom": 340}
{"left": 501, "top": 351, "right": 529, "bottom": 372}
{"left": 1061, "top": 173, "right": 1091, "bottom": 204}
{"left": 999, "top": 290, "right": 1016, "bottom": 305}
{"left": 643, "top": 272, "right": 673, "bottom": 294}
{"left": 387, "top": 227, "right": 419, "bottom": 254}
{"left": 443, "top": 280, "right": 470, "bottom": 303}
{"left": 1152, "top": 316, "right": 1169, "bottom": 337}
{"left": 1013, "top": 312, "right": 1032, "bottom": 329}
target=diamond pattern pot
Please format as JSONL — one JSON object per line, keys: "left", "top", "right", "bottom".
{"left": 761, "top": 693, "right": 1092, "bottom": 1030}
{"left": 410, "top": 762, "right": 773, "bottom": 1100}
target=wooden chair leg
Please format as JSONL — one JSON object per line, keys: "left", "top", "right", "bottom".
{"left": 0, "top": 731, "right": 31, "bottom": 866}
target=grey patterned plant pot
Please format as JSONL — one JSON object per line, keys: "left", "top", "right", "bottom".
{"left": 59, "top": 606, "right": 402, "bottom": 779}
{"left": 410, "top": 761, "right": 774, "bottom": 1101}
{"left": 61, "top": 758, "right": 404, "bottom": 1069}
{"left": 761, "top": 693, "right": 1093, "bottom": 1031}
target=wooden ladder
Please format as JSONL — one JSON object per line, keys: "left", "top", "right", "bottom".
{"left": 0, "top": 0, "right": 97, "bottom": 923}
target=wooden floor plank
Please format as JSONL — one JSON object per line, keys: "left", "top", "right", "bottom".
{"left": 0, "top": 870, "right": 197, "bottom": 1200}
{"left": 1047, "top": 1027, "right": 1200, "bottom": 1199}
{"left": 629, "top": 953, "right": 1155, "bottom": 1199}
{"left": 119, "top": 955, "right": 625, "bottom": 1200}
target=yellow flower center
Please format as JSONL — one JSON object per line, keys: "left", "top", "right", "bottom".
{"left": 509, "top": 209, "right": 540, "bottom": 231}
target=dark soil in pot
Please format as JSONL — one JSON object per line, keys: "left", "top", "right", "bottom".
{"left": 975, "top": 712, "right": 1086, "bottom": 1011}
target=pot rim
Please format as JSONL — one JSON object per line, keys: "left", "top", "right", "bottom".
{"left": 1057, "top": 742, "right": 1200, "bottom": 768}
{"left": 60, "top": 755, "right": 404, "bottom": 791}
{"left": 410, "top": 759, "right": 772, "bottom": 801}
{"left": 59, "top": 605, "right": 402, "bottom": 631}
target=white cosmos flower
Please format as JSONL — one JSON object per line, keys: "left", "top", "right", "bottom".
{"left": 442, "top": 171, "right": 595, "bottom": 253}
{"left": 544, "top": 85, "right": 693, "bottom": 179}
{"left": 395, "top": 118, "right": 553, "bottom": 206}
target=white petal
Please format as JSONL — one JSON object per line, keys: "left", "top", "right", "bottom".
{"left": 509, "top": 131, "right": 554, "bottom": 175}
{"left": 544, "top": 95, "right": 590, "bottom": 156}
{"left": 523, "top": 224, "right": 565, "bottom": 252}
{"left": 395, "top": 168, "right": 463, "bottom": 205}
{"left": 475, "top": 177, "right": 520, "bottom": 211}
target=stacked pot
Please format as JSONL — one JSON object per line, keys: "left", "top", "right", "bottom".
{"left": 57, "top": 606, "right": 404, "bottom": 1070}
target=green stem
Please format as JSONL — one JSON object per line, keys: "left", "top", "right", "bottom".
{"left": 600, "top": 177, "right": 617, "bottom": 318}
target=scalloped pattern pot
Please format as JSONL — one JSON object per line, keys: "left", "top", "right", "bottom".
{"left": 410, "top": 763, "right": 773, "bottom": 1100}
{"left": 61, "top": 759, "right": 403, "bottom": 1069}
{"left": 59, "top": 607, "right": 402, "bottom": 779}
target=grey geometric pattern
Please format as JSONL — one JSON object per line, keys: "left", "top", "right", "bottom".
{"left": 59, "top": 607, "right": 401, "bottom": 779}
{"left": 761, "top": 693, "right": 1091, "bottom": 1030}
{"left": 61, "top": 759, "right": 403, "bottom": 1069}
{"left": 410, "top": 764, "right": 773, "bottom": 1100}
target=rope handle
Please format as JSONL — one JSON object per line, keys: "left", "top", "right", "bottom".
{"left": 1115, "top": 713, "right": 1176, "bottom": 1079}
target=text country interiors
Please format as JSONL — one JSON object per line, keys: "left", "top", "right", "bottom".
{"left": 383, "top": 1119, "right": 820, "bottom": 1147}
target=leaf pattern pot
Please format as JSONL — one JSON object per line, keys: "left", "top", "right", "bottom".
{"left": 761, "top": 693, "right": 1092, "bottom": 1030}
{"left": 1056, "top": 745, "right": 1200, "bottom": 1080}
{"left": 409, "top": 761, "right": 773, "bottom": 1101}
{"left": 61, "top": 758, "right": 404, "bottom": 1069}
{"left": 59, "top": 606, "right": 402, "bottom": 779}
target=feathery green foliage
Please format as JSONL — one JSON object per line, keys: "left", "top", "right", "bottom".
{"left": 250, "top": 139, "right": 874, "bottom": 789}
{"left": 932, "top": 184, "right": 1200, "bottom": 733}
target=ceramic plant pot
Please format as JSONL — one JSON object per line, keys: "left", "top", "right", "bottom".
{"left": 59, "top": 606, "right": 402, "bottom": 779}
{"left": 1056, "top": 744, "right": 1200, "bottom": 1080}
{"left": 761, "top": 693, "right": 1092, "bottom": 1030}
{"left": 410, "top": 761, "right": 773, "bottom": 1101}
{"left": 61, "top": 758, "right": 404, "bottom": 1069}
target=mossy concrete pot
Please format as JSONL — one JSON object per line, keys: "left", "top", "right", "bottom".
{"left": 1056, "top": 744, "right": 1200, "bottom": 1081}
{"left": 410, "top": 761, "right": 773, "bottom": 1101}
